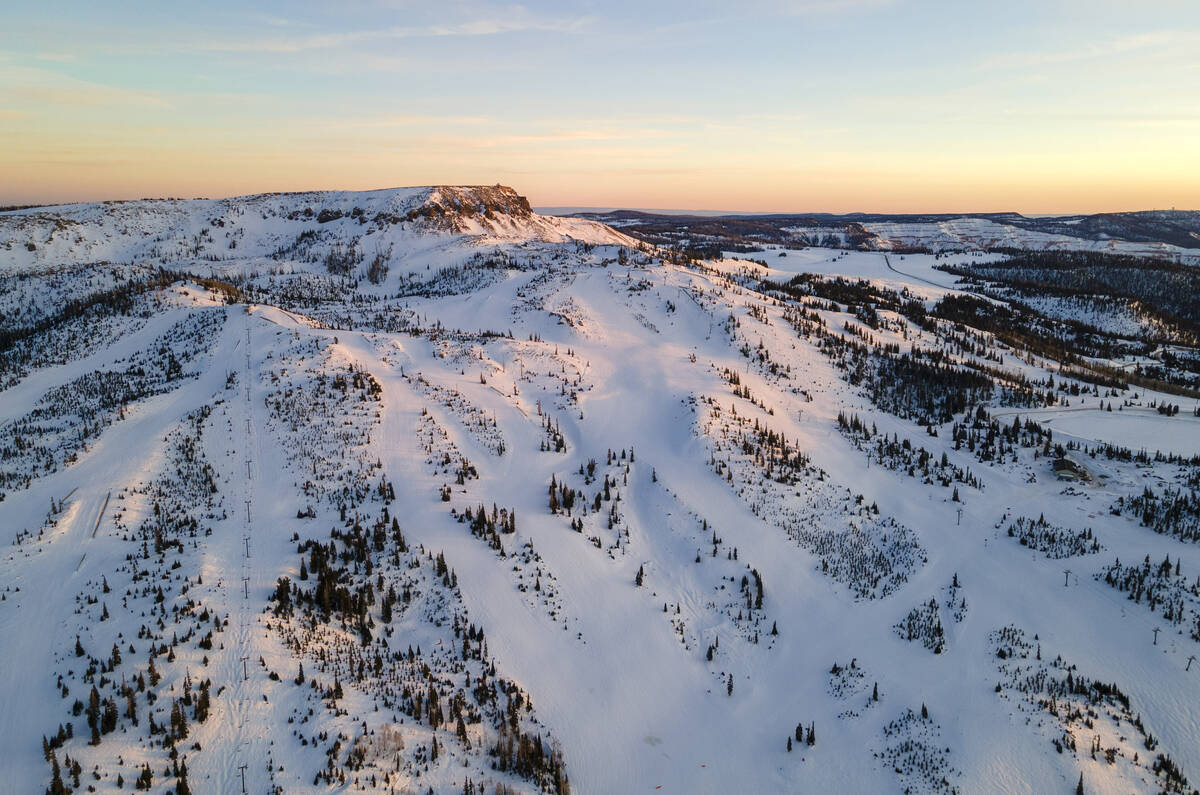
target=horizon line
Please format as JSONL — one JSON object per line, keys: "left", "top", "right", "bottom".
{"left": 3, "top": 187, "right": 1195, "bottom": 220}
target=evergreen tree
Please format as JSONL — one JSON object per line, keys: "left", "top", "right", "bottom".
{"left": 457, "top": 715, "right": 469, "bottom": 745}
{"left": 48, "top": 750, "right": 66, "bottom": 795}
{"left": 101, "top": 697, "right": 118, "bottom": 734}
{"left": 126, "top": 686, "right": 140, "bottom": 730}
{"left": 87, "top": 686, "right": 101, "bottom": 745}
{"left": 177, "top": 760, "right": 191, "bottom": 795}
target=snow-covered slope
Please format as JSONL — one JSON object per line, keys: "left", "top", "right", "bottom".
{"left": 2, "top": 190, "right": 1199, "bottom": 795}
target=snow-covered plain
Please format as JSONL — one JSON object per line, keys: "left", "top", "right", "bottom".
{"left": 861, "top": 218, "right": 1200, "bottom": 264}
{"left": 993, "top": 406, "right": 1200, "bottom": 459}
{"left": 1, "top": 187, "right": 1199, "bottom": 795}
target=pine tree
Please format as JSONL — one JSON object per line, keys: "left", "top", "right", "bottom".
{"left": 194, "top": 681, "right": 211, "bottom": 723}
{"left": 49, "top": 750, "right": 66, "bottom": 795}
{"left": 102, "top": 697, "right": 118, "bottom": 734}
{"left": 177, "top": 760, "right": 191, "bottom": 795}
{"left": 1076, "top": 772, "right": 1084, "bottom": 795}
{"left": 635, "top": 565, "right": 644, "bottom": 587}
{"left": 171, "top": 698, "right": 189, "bottom": 741}
{"left": 457, "top": 715, "right": 469, "bottom": 745}
{"left": 87, "top": 686, "right": 101, "bottom": 745}
{"left": 126, "top": 691, "right": 140, "bottom": 730}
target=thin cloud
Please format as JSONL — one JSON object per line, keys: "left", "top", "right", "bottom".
{"left": 0, "top": 66, "right": 168, "bottom": 108}
{"left": 645, "top": 0, "right": 893, "bottom": 35}
{"left": 191, "top": 14, "right": 592, "bottom": 53}
{"left": 472, "top": 128, "right": 681, "bottom": 146}
{"left": 727, "top": 0, "right": 896, "bottom": 17}
{"left": 314, "top": 113, "right": 498, "bottom": 131}
{"left": 778, "top": 0, "right": 896, "bottom": 14}
{"left": 981, "top": 30, "right": 1200, "bottom": 70}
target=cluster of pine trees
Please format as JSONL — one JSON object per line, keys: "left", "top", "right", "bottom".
{"left": 1005, "top": 515, "right": 1100, "bottom": 559}
{"left": 1098, "top": 554, "right": 1200, "bottom": 640}
{"left": 1114, "top": 484, "right": 1200, "bottom": 543}
{"left": 0, "top": 310, "right": 224, "bottom": 497}
{"left": 991, "top": 625, "right": 1197, "bottom": 793}
{"left": 837, "top": 411, "right": 981, "bottom": 490}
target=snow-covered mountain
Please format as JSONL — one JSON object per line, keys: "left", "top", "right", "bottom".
{"left": 0, "top": 184, "right": 634, "bottom": 273}
{"left": 2, "top": 187, "right": 1199, "bottom": 795}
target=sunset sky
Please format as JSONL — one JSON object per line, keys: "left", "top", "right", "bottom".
{"left": 2, "top": 0, "right": 1198, "bottom": 213}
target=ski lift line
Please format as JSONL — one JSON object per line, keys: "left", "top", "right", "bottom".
{"left": 678, "top": 284, "right": 704, "bottom": 309}
{"left": 488, "top": 384, "right": 529, "bottom": 416}
{"left": 90, "top": 490, "right": 111, "bottom": 539}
